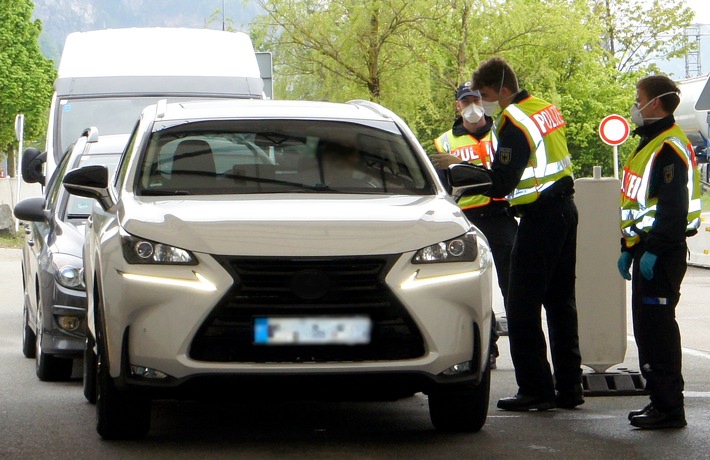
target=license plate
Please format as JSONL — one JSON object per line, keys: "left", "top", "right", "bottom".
{"left": 253, "top": 316, "right": 372, "bottom": 345}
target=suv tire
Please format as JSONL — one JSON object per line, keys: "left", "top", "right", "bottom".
{"left": 428, "top": 365, "right": 490, "bottom": 432}
{"left": 22, "top": 301, "right": 36, "bottom": 359}
{"left": 84, "top": 335, "right": 97, "bottom": 404}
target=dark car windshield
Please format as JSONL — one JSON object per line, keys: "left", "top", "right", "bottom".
{"left": 135, "top": 119, "right": 433, "bottom": 196}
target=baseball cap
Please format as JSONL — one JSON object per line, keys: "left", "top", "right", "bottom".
{"left": 456, "top": 81, "right": 481, "bottom": 100}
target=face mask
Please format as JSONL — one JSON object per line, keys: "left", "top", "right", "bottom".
{"left": 481, "top": 100, "right": 501, "bottom": 118}
{"left": 462, "top": 103, "right": 484, "bottom": 124}
{"left": 630, "top": 91, "right": 676, "bottom": 126}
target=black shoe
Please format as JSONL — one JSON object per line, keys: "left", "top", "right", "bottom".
{"left": 627, "top": 403, "right": 653, "bottom": 421}
{"left": 497, "top": 394, "right": 556, "bottom": 411}
{"left": 488, "top": 354, "right": 497, "bottom": 370}
{"left": 555, "top": 384, "right": 585, "bottom": 409}
{"left": 630, "top": 407, "right": 687, "bottom": 429}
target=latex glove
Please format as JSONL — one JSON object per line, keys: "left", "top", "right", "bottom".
{"left": 430, "top": 154, "right": 463, "bottom": 169}
{"left": 617, "top": 252, "right": 632, "bottom": 280}
{"left": 640, "top": 252, "right": 657, "bottom": 281}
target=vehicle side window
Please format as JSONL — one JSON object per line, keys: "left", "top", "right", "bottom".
{"left": 46, "top": 143, "right": 75, "bottom": 209}
{"left": 114, "top": 121, "right": 139, "bottom": 192}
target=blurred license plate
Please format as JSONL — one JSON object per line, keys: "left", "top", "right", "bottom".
{"left": 253, "top": 316, "right": 371, "bottom": 345}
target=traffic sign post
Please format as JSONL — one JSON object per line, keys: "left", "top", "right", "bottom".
{"left": 598, "top": 114, "right": 630, "bottom": 179}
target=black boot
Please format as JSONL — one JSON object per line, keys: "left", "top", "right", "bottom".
{"left": 555, "top": 384, "right": 584, "bottom": 409}
{"left": 630, "top": 407, "right": 687, "bottom": 429}
{"left": 497, "top": 394, "right": 556, "bottom": 411}
{"left": 627, "top": 403, "right": 653, "bottom": 421}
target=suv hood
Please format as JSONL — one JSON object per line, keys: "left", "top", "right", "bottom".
{"left": 119, "top": 194, "right": 470, "bottom": 257}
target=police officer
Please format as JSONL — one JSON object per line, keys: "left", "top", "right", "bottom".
{"left": 619, "top": 75, "right": 701, "bottom": 429}
{"left": 432, "top": 82, "right": 517, "bottom": 370}
{"left": 470, "top": 57, "right": 584, "bottom": 411}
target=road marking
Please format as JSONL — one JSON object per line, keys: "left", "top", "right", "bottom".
{"left": 627, "top": 336, "right": 710, "bottom": 361}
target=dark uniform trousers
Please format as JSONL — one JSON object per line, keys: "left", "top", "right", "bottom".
{"left": 631, "top": 242, "right": 686, "bottom": 412}
{"left": 465, "top": 210, "right": 518, "bottom": 357}
{"left": 506, "top": 196, "right": 582, "bottom": 398}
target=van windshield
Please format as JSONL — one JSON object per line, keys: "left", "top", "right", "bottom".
{"left": 58, "top": 97, "right": 206, "bottom": 154}
{"left": 135, "top": 119, "right": 433, "bottom": 196}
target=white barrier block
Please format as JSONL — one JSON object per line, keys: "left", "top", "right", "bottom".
{"left": 688, "top": 213, "right": 710, "bottom": 268}
{"left": 575, "top": 173, "right": 627, "bottom": 373}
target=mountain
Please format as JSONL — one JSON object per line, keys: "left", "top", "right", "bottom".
{"left": 32, "top": 0, "right": 264, "bottom": 64}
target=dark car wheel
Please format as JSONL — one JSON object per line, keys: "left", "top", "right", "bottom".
{"left": 35, "top": 310, "right": 73, "bottom": 381}
{"left": 84, "top": 335, "right": 97, "bottom": 404}
{"left": 428, "top": 365, "right": 491, "bottom": 433}
{"left": 94, "top": 299, "right": 151, "bottom": 440}
{"left": 22, "top": 301, "right": 36, "bottom": 359}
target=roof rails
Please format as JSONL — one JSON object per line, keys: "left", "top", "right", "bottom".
{"left": 346, "top": 99, "right": 392, "bottom": 120}
{"left": 81, "top": 126, "right": 99, "bottom": 143}
{"left": 156, "top": 99, "right": 168, "bottom": 120}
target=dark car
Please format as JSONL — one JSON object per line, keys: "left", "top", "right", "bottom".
{"left": 14, "top": 128, "right": 125, "bottom": 381}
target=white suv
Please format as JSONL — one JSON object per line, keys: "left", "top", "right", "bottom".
{"left": 63, "top": 99, "right": 494, "bottom": 439}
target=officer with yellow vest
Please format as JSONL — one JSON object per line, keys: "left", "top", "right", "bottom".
{"left": 432, "top": 82, "right": 518, "bottom": 370}
{"left": 470, "top": 57, "right": 583, "bottom": 411}
{"left": 619, "top": 75, "right": 701, "bottom": 430}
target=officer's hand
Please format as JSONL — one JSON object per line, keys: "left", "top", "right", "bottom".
{"left": 640, "top": 252, "right": 657, "bottom": 281}
{"left": 617, "top": 252, "right": 632, "bottom": 281}
{"left": 430, "top": 154, "right": 463, "bottom": 169}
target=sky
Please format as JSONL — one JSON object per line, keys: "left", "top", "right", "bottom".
{"left": 657, "top": 0, "right": 710, "bottom": 78}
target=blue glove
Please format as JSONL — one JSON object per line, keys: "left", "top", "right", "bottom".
{"left": 640, "top": 252, "right": 657, "bottom": 281}
{"left": 617, "top": 252, "right": 633, "bottom": 280}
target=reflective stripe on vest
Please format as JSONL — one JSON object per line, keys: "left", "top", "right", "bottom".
{"left": 498, "top": 97, "right": 574, "bottom": 206}
{"left": 620, "top": 126, "right": 702, "bottom": 248}
{"left": 434, "top": 129, "right": 500, "bottom": 209}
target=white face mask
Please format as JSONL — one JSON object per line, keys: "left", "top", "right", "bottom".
{"left": 630, "top": 91, "right": 676, "bottom": 126}
{"left": 481, "top": 100, "right": 501, "bottom": 117}
{"left": 462, "top": 103, "right": 485, "bottom": 124}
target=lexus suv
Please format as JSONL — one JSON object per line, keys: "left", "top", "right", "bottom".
{"left": 63, "top": 99, "right": 494, "bottom": 439}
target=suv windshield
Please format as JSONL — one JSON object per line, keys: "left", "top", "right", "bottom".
{"left": 135, "top": 119, "right": 433, "bottom": 196}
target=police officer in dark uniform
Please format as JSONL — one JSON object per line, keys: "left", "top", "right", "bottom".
{"left": 470, "top": 57, "right": 584, "bottom": 411}
{"left": 619, "top": 75, "right": 701, "bottom": 429}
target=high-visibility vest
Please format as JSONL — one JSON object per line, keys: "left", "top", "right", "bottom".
{"left": 620, "top": 124, "right": 702, "bottom": 248}
{"left": 494, "top": 95, "right": 574, "bottom": 206}
{"left": 434, "top": 129, "right": 498, "bottom": 209}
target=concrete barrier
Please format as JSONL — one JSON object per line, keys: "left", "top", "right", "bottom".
{"left": 688, "top": 212, "right": 710, "bottom": 268}
{"left": 0, "top": 178, "right": 43, "bottom": 230}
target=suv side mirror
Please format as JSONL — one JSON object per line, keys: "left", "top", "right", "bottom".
{"left": 21, "top": 148, "right": 47, "bottom": 186}
{"left": 63, "top": 165, "right": 115, "bottom": 211}
{"left": 13, "top": 197, "right": 49, "bottom": 222}
{"left": 449, "top": 163, "right": 492, "bottom": 201}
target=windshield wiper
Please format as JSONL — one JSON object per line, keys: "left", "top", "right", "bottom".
{"left": 139, "top": 189, "right": 192, "bottom": 196}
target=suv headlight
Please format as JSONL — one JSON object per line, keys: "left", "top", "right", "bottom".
{"left": 412, "top": 230, "right": 477, "bottom": 264}
{"left": 121, "top": 231, "right": 197, "bottom": 265}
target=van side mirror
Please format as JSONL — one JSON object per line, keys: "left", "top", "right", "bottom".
{"left": 62, "top": 165, "right": 115, "bottom": 211}
{"left": 21, "top": 148, "right": 47, "bottom": 186}
{"left": 449, "top": 163, "right": 492, "bottom": 201}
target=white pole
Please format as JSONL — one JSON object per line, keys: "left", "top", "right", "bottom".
{"left": 613, "top": 144, "right": 619, "bottom": 180}
{"left": 14, "top": 114, "right": 24, "bottom": 233}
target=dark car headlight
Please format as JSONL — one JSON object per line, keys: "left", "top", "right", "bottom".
{"left": 56, "top": 265, "right": 85, "bottom": 290}
{"left": 121, "top": 230, "right": 197, "bottom": 265}
{"left": 412, "top": 230, "right": 477, "bottom": 264}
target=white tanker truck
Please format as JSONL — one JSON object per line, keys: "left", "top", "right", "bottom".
{"left": 676, "top": 74, "right": 710, "bottom": 162}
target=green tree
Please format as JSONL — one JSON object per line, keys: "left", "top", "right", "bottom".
{"left": 0, "top": 0, "right": 55, "bottom": 176}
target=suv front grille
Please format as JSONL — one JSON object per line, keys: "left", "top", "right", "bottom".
{"left": 189, "top": 255, "right": 425, "bottom": 363}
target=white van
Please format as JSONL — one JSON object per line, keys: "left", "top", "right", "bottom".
{"left": 22, "top": 27, "right": 266, "bottom": 184}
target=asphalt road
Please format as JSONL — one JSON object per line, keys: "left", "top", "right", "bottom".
{"left": 1, "top": 248, "right": 709, "bottom": 459}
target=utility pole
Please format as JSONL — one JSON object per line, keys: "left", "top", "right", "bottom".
{"left": 685, "top": 25, "right": 702, "bottom": 78}
{"left": 222, "top": 0, "right": 225, "bottom": 31}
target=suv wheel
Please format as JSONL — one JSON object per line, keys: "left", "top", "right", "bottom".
{"left": 428, "top": 365, "right": 490, "bottom": 432}
{"left": 35, "top": 309, "right": 73, "bottom": 381}
{"left": 22, "top": 301, "right": 36, "bottom": 359}
{"left": 83, "top": 335, "right": 97, "bottom": 404}
{"left": 94, "top": 302, "right": 151, "bottom": 439}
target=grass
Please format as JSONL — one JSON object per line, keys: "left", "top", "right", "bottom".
{"left": 0, "top": 232, "right": 26, "bottom": 249}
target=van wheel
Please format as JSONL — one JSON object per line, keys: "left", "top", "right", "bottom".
{"left": 429, "top": 366, "right": 490, "bottom": 432}
{"left": 83, "top": 336, "right": 97, "bottom": 404}
{"left": 95, "top": 324, "right": 150, "bottom": 439}
{"left": 35, "top": 310, "right": 73, "bottom": 381}
{"left": 22, "top": 301, "right": 36, "bottom": 359}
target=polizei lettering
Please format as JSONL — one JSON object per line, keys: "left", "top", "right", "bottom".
{"left": 531, "top": 105, "right": 566, "bottom": 136}
{"left": 452, "top": 145, "right": 482, "bottom": 163}
{"left": 622, "top": 167, "right": 643, "bottom": 201}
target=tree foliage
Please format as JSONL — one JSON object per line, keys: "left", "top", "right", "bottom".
{"left": 251, "top": 0, "right": 694, "bottom": 177}
{"left": 0, "top": 0, "right": 55, "bottom": 176}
